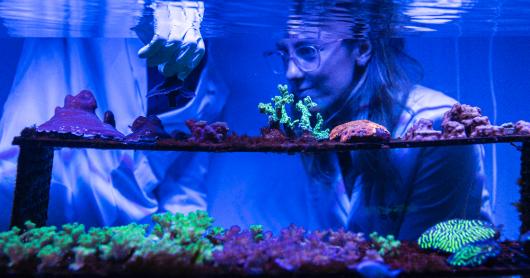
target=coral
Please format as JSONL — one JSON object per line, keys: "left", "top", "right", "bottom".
{"left": 185, "top": 120, "right": 229, "bottom": 143}
{"left": 125, "top": 115, "right": 170, "bottom": 142}
{"left": 501, "top": 122, "right": 516, "bottom": 135}
{"left": 36, "top": 90, "right": 124, "bottom": 139}
{"left": 295, "top": 97, "right": 330, "bottom": 140}
{"left": 417, "top": 219, "right": 497, "bottom": 253}
{"left": 212, "top": 225, "right": 376, "bottom": 274}
{"left": 471, "top": 125, "right": 505, "bottom": 137}
{"left": 103, "top": 111, "right": 116, "bottom": 128}
{"left": 404, "top": 118, "right": 441, "bottom": 141}
{"left": 0, "top": 211, "right": 220, "bottom": 274}
{"left": 260, "top": 127, "right": 287, "bottom": 141}
{"left": 447, "top": 240, "right": 501, "bottom": 267}
{"left": 515, "top": 120, "right": 530, "bottom": 135}
{"left": 441, "top": 121, "right": 466, "bottom": 139}
{"left": 258, "top": 84, "right": 298, "bottom": 135}
{"left": 258, "top": 84, "right": 330, "bottom": 140}
{"left": 369, "top": 232, "right": 401, "bottom": 256}
{"left": 441, "top": 103, "right": 492, "bottom": 137}
{"left": 329, "top": 120, "right": 390, "bottom": 142}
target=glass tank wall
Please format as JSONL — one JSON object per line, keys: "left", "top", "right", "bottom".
{"left": 0, "top": 0, "right": 529, "bottom": 243}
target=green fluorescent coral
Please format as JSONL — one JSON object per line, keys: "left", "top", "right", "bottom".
{"left": 447, "top": 241, "right": 501, "bottom": 267}
{"left": 258, "top": 84, "right": 298, "bottom": 130}
{"left": 295, "top": 96, "right": 330, "bottom": 140}
{"left": 369, "top": 232, "right": 401, "bottom": 256}
{"left": 0, "top": 211, "right": 222, "bottom": 273}
{"left": 258, "top": 84, "right": 330, "bottom": 140}
{"left": 417, "top": 219, "right": 496, "bottom": 253}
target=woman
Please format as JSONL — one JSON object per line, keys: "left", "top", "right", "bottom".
{"left": 272, "top": 0, "right": 493, "bottom": 240}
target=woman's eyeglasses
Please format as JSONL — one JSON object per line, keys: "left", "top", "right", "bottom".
{"left": 264, "top": 40, "right": 342, "bottom": 74}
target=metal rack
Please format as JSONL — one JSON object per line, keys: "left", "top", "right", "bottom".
{"left": 10, "top": 133, "right": 530, "bottom": 230}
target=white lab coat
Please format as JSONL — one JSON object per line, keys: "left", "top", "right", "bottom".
{"left": 0, "top": 38, "right": 227, "bottom": 230}
{"left": 305, "top": 86, "right": 491, "bottom": 240}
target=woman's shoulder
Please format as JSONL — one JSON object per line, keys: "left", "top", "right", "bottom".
{"left": 406, "top": 85, "right": 457, "bottom": 114}
{"left": 395, "top": 85, "right": 457, "bottom": 136}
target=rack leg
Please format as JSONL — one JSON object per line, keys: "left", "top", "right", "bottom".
{"left": 10, "top": 145, "right": 54, "bottom": 228}
{"left": 520, "top": 142, "right": 530, "bottom": 234}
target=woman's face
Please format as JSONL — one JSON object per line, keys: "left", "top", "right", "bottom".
{"left": 276, "top": 38, "right": 360, "bottom": 117}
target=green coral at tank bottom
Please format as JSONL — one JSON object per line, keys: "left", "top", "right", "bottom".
{"left": 447, "top": 240, "right": 501, "bottom": 267}
{"left": 0, "top": 211, "right": 220, "bottom": 273}
{"left": 258, "top": 84, "right": 330, "bottom": 140}
{"left": 417, "top": 219, "right": 496, "bottom": 253}
{"left": 369, "top": 232, "right": 401, "bottom": 256}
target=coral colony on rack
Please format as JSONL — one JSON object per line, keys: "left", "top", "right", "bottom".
{"left": 4, "top": 85, "right": 530, "bottom": 275}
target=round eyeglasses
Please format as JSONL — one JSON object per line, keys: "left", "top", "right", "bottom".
{"left": 264, "top": 40, "right": 341, "bottom": 74}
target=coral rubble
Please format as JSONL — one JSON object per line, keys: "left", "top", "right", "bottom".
{"left": 404, "top": 118, "right": 442, "bottom": 141}
{"left": 186, "top": 119, "right": 229, "bottom": 143}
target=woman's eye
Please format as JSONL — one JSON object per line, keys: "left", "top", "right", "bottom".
{"left": 296, "top": 46, "right": 318, "bottom": 61}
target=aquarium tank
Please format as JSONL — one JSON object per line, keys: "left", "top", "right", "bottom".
{"left": 0, "top": 0, "right": 530, "bottom": 276}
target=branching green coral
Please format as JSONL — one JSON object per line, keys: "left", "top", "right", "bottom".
{"left": 417, "top": 219, "right": 496, "bottom": 253}
{"left": 447, "top": 241, "right": 501, "bottom": 267}
{"left": 258, "top": 84, "right": 330, "bottom": 140}
{"left": 295, "top": 96, "right": 330, "bottom": 140}
{"left": 258, "top": 84, "right": 298, "bottom": 131}
{"left": 98, "top": 223, "right": 148, "bottom": 261}
{"left": 0, "top": 211, "right": 223, "bottom": 273}
{"left": 369, "top": 232, "right": 401, "bottom": 256}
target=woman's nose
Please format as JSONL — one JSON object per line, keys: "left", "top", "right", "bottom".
{"left": 285, "top": 58, "right": 304, "bottom": 80}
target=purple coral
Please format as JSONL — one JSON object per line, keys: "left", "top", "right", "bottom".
{"left": 212, "top": 225, "right": 378, "bottom": 275}
{"left": 36, "top": 90, "right": 124, "bottom": 139}
{"left": 125, "top": 115, "right": 170, "bottom": 142}
{"left": 186, "top": 120, "right": 229, "bottom": 143}
{"left": 404, "top": 119, "right": 441, "bottom": 141}
{"left": 440, "top": 103, "right": 516, "bottom": 138}
{"left": 516, "top": 120, "right": 530, "bottom": 135}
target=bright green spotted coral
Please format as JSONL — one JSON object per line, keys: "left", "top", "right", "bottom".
{"left": 447, "top": 240, "right": 501, "bottom": 267}
{"left": 417, "top": 219, "right": 496, "bottom": 253}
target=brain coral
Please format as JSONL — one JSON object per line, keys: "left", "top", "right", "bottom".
{"left": 447, "top": 240, "right": 501, "bottom": 267}
{"left": 417, "top": 219, "right": 496, "bottom": 253}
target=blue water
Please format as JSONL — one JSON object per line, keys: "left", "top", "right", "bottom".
{"left": 0, "top": 0, "right": 529, "bottom": 240}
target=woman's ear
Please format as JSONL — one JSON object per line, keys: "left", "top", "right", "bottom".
{"left": 355, "top": 40, "right": 372, "bottom": 67}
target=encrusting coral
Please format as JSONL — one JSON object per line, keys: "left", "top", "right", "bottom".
{"left": 329, "top": 120, "right": 391, "bottom": 142}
